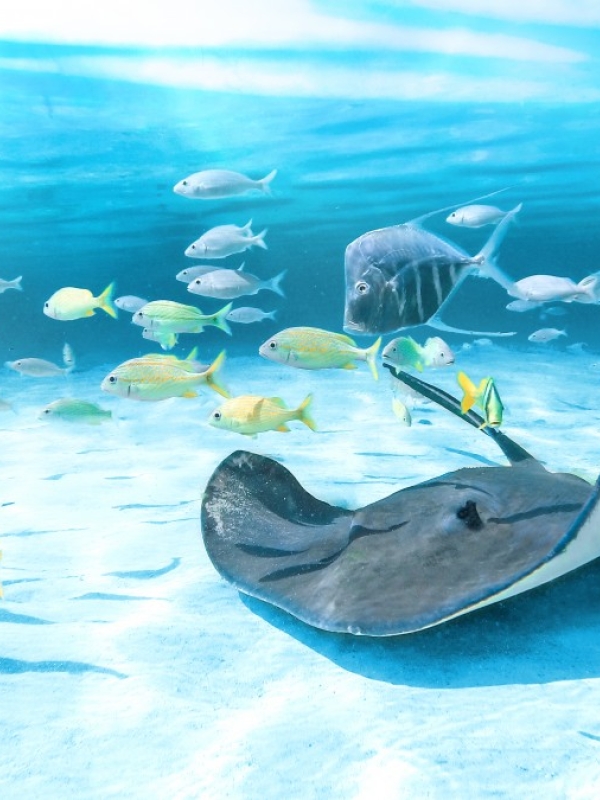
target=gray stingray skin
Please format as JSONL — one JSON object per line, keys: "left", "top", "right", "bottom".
{"left": 201, "top": 450, "right": 594, "bottom": 636}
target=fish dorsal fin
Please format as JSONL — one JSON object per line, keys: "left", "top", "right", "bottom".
{"left": 383, "top": 363, "right": 541, "bottom": 467}
{"left": 409, "top": 187, "right": 513, "bottom": 227}
{"left": 237, "top": 262, "right": 246, "bottom": 272}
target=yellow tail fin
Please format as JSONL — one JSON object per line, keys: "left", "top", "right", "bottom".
{"left": 365, "top": 336, "right": 382, "bottom": 381}
{"left": 205, "top": 350, "right": 230, "bottom": 398}
{"left": 457, "top": 371, "right": 477, "bottom": 414}
{"left": 297, "top": 393, "right": 317, "bottom": 431}
{"left": 98, "top": 282, "right": 118, "bottom": 319}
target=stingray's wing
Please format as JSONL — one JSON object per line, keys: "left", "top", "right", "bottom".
{"left": 383, "top": 364, "right": 537, "bottom": 466}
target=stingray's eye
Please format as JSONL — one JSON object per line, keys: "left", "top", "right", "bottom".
{"left": 355, "top": 281, "right": 369, "bottom": 294}
{"left": 268, "top": 340, "right": 277, "bottom": 350}
{"left": 213, "top": 411, "right": 221, "bottom": 420}
{"left": 108, "top": 375, "right": 117, "bottom": 384}
{"left": 457, "top": 500, "right": 483, "bottom": 530}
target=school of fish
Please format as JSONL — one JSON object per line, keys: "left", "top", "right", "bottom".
{"left": 3, "top": 173, "right": 600, "bottom": 594}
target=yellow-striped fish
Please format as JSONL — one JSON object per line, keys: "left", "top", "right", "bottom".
{"left": 209, "top": 393, "right": 316, "bottom": 436}
{"left": 259, "top": 326, "right": 381, "bottom": 380}
{"left": 101, "top": 350, "right": 229, "bottom": 400}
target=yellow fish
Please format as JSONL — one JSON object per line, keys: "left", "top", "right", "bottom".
{"left": 457, "top": 371, "right": 504, "bottom": 428}
{"left": 101, "top": 350, "right": 229, "bottom": 400}
{"left": 209, "top": 393, "right": 316, "bottom": 436}
{"left": 259, "top": 327, "right": 381, "bottom": 380}
{"left": 40, "top": 399, "right": 112, "bottom": 424}
{"left": 43, "top": 283, "right": 118, "bottom": 321}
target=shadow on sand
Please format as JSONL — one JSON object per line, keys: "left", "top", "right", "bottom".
{"left": 241, "top": 558, "right": 600, "bottom": 688}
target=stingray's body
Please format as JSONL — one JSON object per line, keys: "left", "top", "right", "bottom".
{"left": 201, "top": 368, "right": 600, "bottom": 636}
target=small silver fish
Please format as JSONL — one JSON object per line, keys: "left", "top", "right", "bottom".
{"left": 62, "top": 343, "right": 75, "bottom": 370}
{"left": 0, "top": 276, "right": 22, "bottom": 294}
{"left": 175, "top": 265, "right": 223, "bottom": 283}
{"left": 226, "top": 307, "right": 277, "bottom": 324}
{"left": 185, "top": 220, "right": 268, "bottom": 259}
{"left": 6, "top": 357, "right": 71, "bottom": 377}
{"left": 446, "top": 205, "right": 509, "bottom": 228}
{"left": 115, "top": 295, "right": 149, "bottom": 313}
{"left": 173, "top": 168, "right": 277, "bottom": 199}
{"left": 187, "top": 265, "right": 286, "bottom": 300}
{"left": 528, "top": 328, "right": 567, "bottom": 343}
{"left": 506, "top": 299, "right": 541, "bottom": 313}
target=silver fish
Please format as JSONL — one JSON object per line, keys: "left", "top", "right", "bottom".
{"left": 173, "top": 168, "right": 277, "bottom": 199}
{"left": 0, "top": 276, "right": 22, "bottom": 294}
{"left": 528, "top": 328, "right": 567, "bottom": 343}
{"left": 446, "top": 205, "right": 509, "bottom": 228}
{"left": 187, "top": 266, "right": 286, "bottom": 300}
{"left": 6, "top": 357, "right": 71, "bottom": 377}
{"left": 175, "top": 265, "right": 224, "bottom": 283}
{"left": 344, "top": 204, "right": 521, "bottom": 336}
{"left": 226, "top": 307, "right": 277, "bottom": 324}
{"left": 115, "top": 295, "right": 149, "bottom": 313}
{"left": 185, "top": 220, "right": 267, "bottom": 259}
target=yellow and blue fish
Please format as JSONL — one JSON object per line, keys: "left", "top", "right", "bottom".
{"left": 457, "top": 371, "right": 504, "bottom": 429}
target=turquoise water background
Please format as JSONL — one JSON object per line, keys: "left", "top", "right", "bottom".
{"left": 1, "top": 3, "right": 600, "bottom": 362}
{"left": 3, "top": 5, "right": 600, "bottom": 799}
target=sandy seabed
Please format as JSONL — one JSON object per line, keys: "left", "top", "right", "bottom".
{"left": 2, "top": 342, "right": 600, "bottom": 799}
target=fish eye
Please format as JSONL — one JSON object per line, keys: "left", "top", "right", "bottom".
{"left": 43, "top": 408, "right": 50, "bottom": 414}
{"left": 191, "top": 244, "right": 196, "bottom": 250}
{"left": 213, "top": 411, "right": 221, "bottom": 420}
{"left": 268, "top": 340, "right": 277, "bottom": 350}
{"left": 356, "top": 281, "right": 369, "bottom": 294}
{"left": 109, "top": 375, "right": 117, "bottom": 383}
{"left": 450, "top": 212, "right": 456, "bottom": 219}
{"left": 44, "top": 302, "right": 49, "bottom": 308}
{"left": 182, "top": 180, "right": 187, "bottom": 186}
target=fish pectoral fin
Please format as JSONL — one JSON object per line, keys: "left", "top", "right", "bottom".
{"left": 85, "top": 310, "right": 95, "bottom": 317}
{"left": 276, "top": 424, "right": 291, "bottom": 432}
{"left": 182, "top": 390, "right": 198, "bottom": 398}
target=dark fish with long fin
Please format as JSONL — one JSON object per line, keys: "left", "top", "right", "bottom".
{"left": 343, "top": 194, "right": 521, "bottom": 337}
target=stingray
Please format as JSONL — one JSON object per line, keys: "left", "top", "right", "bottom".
{"left": 343, "top": 198, "right": 521, "bottom": 338}
{"left": 201, "top": 367, "right": 599, "bottom": 636}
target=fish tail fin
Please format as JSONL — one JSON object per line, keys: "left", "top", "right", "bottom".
{"left": 457, "top": 371, "right": 478, "bottom": 413}
{"left": 364, "top": 336, "right": 382, "bottom": 381}
{"left": 267, "top": 270, "right": 286, "bottom": 297}
{"left": 98, "top": 282, "right": 118, "bottom": 319}
{"left": 213, "top": 303, "right": 233, "bottom": 335}
{"left": 252, "top": 229, "right": 268, "bottom": 250}
{"left": 204, "top": 350, "right": 230, "bottom": 398}
{"left": 243, "top": 219, "right": 253, "bottom": 233}
{"left": 266, "top": 309, "right": 277, "bottom": 320}
{"left": 12, "top": 276, "right": 23, "bottom": 291}
{"left": 259, "top": 169, "right": 277, "bottom": 195}
{"left": 576, "top": 273, "right": 600, "bottom": 302}
{"left": 474, "top": 203, "right": 522, "bottom": 292}
{"left": 297, "top": 393, "right": 317, "bottom": 431}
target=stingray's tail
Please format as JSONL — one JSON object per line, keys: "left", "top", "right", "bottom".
{"left": 383, "top": 363, "right": 536, "bottom": 466}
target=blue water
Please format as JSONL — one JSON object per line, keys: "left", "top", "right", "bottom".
{"left": 3, "top": 5, "right": 600, "bottom": 798}
{"left": 1, "top": 18, "right": 600, "bottom": 364}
